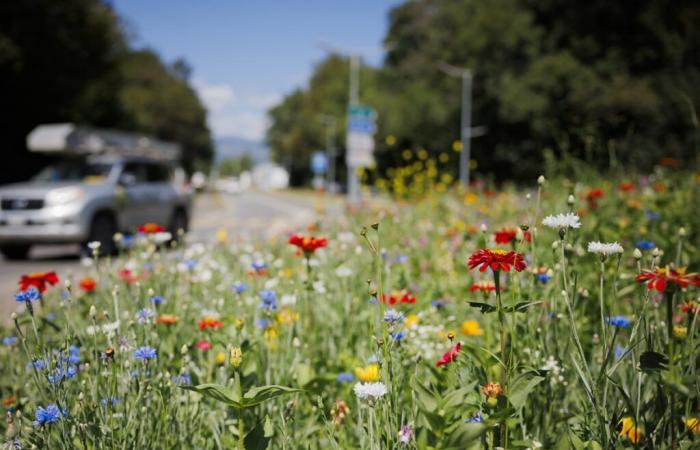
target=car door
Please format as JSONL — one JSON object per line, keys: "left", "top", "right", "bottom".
{"left": 143, "top": 162, "right": 176, "bottom": 226}
{"left": 117, "top": 161, "right": 151, "bottom": 230}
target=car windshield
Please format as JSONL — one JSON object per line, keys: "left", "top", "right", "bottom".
{"left": 32, "top": 160, "right": 112, "bottom": 183}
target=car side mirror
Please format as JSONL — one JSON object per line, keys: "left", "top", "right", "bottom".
{"left": 118, "top": 173, "right": 136, "bottom": 187}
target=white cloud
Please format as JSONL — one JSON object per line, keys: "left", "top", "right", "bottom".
{"left": 192, "top": 78, "right": 280, "bottom": 141}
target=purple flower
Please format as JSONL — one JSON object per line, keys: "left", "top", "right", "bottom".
{"left": 398, "top": 425, "right": 413, "bottom": 444}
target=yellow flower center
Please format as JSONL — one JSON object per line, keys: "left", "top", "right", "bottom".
{"left": 490, "top": 249, "right": 509, "bottom": 256}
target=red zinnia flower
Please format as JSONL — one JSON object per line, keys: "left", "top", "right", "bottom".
{"left": 635, "top": 267, "right": 700, "bottom": 292}
{"left": 468, "top": 249, "right": 526, "bottom": 273}
{"left": 380, "top": 290, "right": 417, "bottom": 306}
{"left": 79, "top": 277, "right": 97, "bottom": 292}
{"left": 680, "top": 300, "right": 699, "bottom": 315}
{"left": 618, "top": 182, "right": 635, "bottom": 193}
{"left": 195, "top": 340, "right": 212, "bottom": 351}
{"left": 436, "top": 342, "right": 461, "bottom": 367}
{"left": 494, "top": 228, "right": 531, "bottom": 245}
{"left": 288, "top": 234, "right": 328, "bottom": 255}
{"left": 138, "top": 223, "right": 165, "bottom": 234}
{"left": 198, "top": 317, "right": 224, "bottom": 331}
{"left": 19, "top": 271, "right": 59, "bottom": 293}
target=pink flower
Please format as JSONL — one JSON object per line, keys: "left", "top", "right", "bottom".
{"left": 436, "top": 342, "right": 461, "bottom": 367}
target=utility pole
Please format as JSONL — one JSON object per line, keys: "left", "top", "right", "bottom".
{"left": 440, "top": 64, "right": 473, "bottom": 188}
{"left": 347, "top": 54, "right": 361, "bottom": 203}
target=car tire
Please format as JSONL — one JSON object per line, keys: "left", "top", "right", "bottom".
{"left": 86, "top": 213, "right": 117, "bottom": 256}
{"left": 169, "top": 208, "right": 189, "bottom": 241}
{"left": 0, "top": 244, "right": 31, "bottom": 260}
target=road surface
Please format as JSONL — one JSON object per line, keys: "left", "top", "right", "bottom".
{"left": 0, "top": 190, "right": 335, "bottom": 322}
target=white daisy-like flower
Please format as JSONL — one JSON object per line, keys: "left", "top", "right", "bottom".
{"left": 587, "top": 241, "right": 624, "bottom": 255}
{"left": 542, "top": 212, "right": 581, "bottom": 229}
{"left": 353, "top": 382, "right": 388, "bottom": 400}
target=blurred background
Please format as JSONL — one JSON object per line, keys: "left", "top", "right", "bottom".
{"left": 0, "top": 0, "right": 698, "bottom": 272}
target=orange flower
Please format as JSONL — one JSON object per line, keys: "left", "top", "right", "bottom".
{"left": 380, "top": 289, "right": 417, "bottom": 306}
{"left": 468, "top": 249, "right": 526, "bottom": 273}
{"left": 19, "top": 271, "right": 59, "bottom": 293}
{"left": 481, "top": 382, "right": 503, "bottom": 398}
{"left": 288, "top": 234, "right": 328, "bottom": 255}
{"left": 2, "top": 395, "right": 17, "bottom": 408}
{"left": 198, "top": 317, "right": 223, "bottom": 331}
{"left": 79, "top": 277, "right": 97, "bottom": 292}
{"left": 618, "top": 181, "right": 635, "bottom": 192}
{"left": 156, "top": 314, "right": 179, "bottom": 325}
{"left": 138, "top": 223, "right": 165, "bottom": 234}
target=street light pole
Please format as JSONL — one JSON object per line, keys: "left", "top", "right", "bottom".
{"left": 440, "top": 64, "right": 473, "bottom": 188}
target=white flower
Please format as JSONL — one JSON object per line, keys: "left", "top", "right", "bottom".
{"left": 587, "top": 241, "right": 623, "bottom": 256}
{"left": 542, "top": 212, "right": 581, "bottom": 229}
{"left": 313, "top": 281, "right": 327, "bottom": 294}
{"left": 353, "top": 382, "right": 388, "bottom": 400}
{"left": 153, "top": 232, "right": 172, "bottom": 243}
{"left": 87, "top": 241, "right": 101, "bottom": 250}
{"left": 335, "top": 266, "right": 353, "bottom": 277}
{"left": 280, "top": 294, "right": 296, "bottom": 307}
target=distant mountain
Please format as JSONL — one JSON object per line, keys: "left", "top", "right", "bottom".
{"left": 214, "top": 136, "right": 269, "bottom": 163}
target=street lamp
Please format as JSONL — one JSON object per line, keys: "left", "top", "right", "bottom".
{"left": 440, "top": 63, "right": 473, "bottom": 188}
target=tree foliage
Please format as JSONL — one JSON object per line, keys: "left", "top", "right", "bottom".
{"left": 0, "top": 0, "right": 212, "bottom": 183}
{"left": 267, "top": 0, "right": 700, "bottom": 185}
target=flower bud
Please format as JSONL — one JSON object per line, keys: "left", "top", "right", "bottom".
{"left": 678, "top": 227, "right": 686, "bottom": 237}
{"left": 89, "top": 305, "right": 97, "bottom": 319}
{"left": 11, "top": 312, "right": 17, "bottom": 321}
{"left": 180, "top": 344, "right": 188, "bottom": 355}
{"left": 230, "top": 347, "right": 243, "bottom": 369}
{"left": 480, "top": 223, "right": 487, "bottom": 233}
{"left": 567, "top": 194, "right": 575, "bottom": 206}
{"left": 552, "top": 241, "right": 560, "bottom": 250}
{"left": 633, "top": 248, "right": 642, "bottom": 259}
{"left": 537, "top": 175, "right": 546, "bottom": 186}
{"left": 651, "top": 248, "right": 661, "bottom": 257}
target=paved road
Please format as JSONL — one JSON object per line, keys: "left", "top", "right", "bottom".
{"left": 0, "top": 190, "right": 333, "bottom": 322}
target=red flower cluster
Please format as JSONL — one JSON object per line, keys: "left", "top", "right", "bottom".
{"left": 117, "top": 268, "right": 147, "bottom": 285}
{"left": 635, "top": 267, "right": 700, "bottom": 292}
{"left": 138, "top": 223, "right": 165, "bottom": 234}
{"left": 493, "top": 227, "right": 531, "bottom": 245}
{"left": 19, "top": 271, "right": 59, "bottom": 293}
{"left": 468, "top": 249, "right": 527, "bottom": 273}
{"left": 618, "top": 182, "right": 635, "bottom": 193}
{"left": 585, "top": 188, "right": 604, "bottom": 208}
{"left": 288, "top": 234, "right": 328, "bottom": 255}
{"left": 79, "top": 277, "right": 97, "bottom": 292}
{"left": 198, "top": 317, "right": 224, "bottom": 331}
{"left": 436, "top": 342, "right": 461, "bottom": 367}
{"left": 380, "top": 290, "right": 417, "bottom": 306}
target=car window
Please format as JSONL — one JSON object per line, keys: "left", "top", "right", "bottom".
{"left": 146, "top": 163, "right": 171, "bottom": 183}
{"left": 32, "top": 161, "right": 112, "bottom": 183}
{"left": 121, "top": 162, "right": 149, "bottom": 183}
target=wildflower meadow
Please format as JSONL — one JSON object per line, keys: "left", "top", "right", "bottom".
{"left": 2, "top": 167, "right": 700, "bottom": 449}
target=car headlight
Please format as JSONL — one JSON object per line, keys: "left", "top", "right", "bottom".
{"left": 46, "top": 186, "right": 84, "bottom": 205}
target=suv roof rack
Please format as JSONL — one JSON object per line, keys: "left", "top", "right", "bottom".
{"left": 26, "top": 123, "right": 181, "bottom": 161}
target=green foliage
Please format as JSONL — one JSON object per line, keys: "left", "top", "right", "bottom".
{"left": 218, "top": 155, "right": 253, "bottom": 177}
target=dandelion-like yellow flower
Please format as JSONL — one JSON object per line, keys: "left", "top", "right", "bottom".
{"left": 277, "top": 308, "right": 299, "bottom": 326}
{"left": 673, "top": 325, "right": 688, "bottom": 338}
{"left": 460, "top": 320, "right": 484, "bottom": 336}
{"left": 684, "top": 417, "right": 700, "bottom": 435}
{"left": 215, "top": 352, "right": 226, "bottom": 365}
{"left": 619, "top": 417, "right": 644, "bottom": 443}
{"left": 216, "top": 228, "right": 228, "bottom": 243}
{"left": 405, "top": 314, "right": 419, "bottom": 329}
{"left": 264, "top": 327, "right": 279, "bottom": 350}
{"left": 355, "top": 364, "right": 380, "bottom": 382}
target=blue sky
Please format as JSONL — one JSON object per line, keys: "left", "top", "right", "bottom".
{"left": 112, "top": 0, "right": 401, "bottom": 141}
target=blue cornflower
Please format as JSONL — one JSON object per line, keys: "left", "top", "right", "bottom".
{"left": 61, "top": 290, "right": 70, "bottom": 301}
{"left": 133, "top": 346, "right": 157, "bottom": 361}
{"left": 136, "top": 308, "right": 155, "bottom": 324}
{"left": 606, "top": 316, "right": 631, "bottom": 328}
{"left": 143, "top": 262, "right": 155, "bottom": 272}
{"left": 185, "top": 259, "right": 198, "bottom": 270}
{"left": 644, "top": 210, "right": 661, "bottom": 221}
{"left": 251, "top": 260, "right": 267, "bottom": 271}
{"left": 100, "top": 397, "right": 120, "bottom": 408}
{"left": 390, "top": 330, "right": 406, "bottom": 341}
{"left": 33, "top": 404, "right": 63, "bottom": 426}
{"left": 149, "top": 295, "right": 164, "bottom": 306}
{"left": 367, "top": 297, "right": 378, "bottom": 305}
{"left": 120, "top": 234, "right": 135, "bottom": 248}
{"left": 255, "top": 319, "right": 272, "bottom": 329}
{"left": 232, "top": 282, "right": 247, "bottom": 294}
{"left": 336, "top": 372, "right": 354, "bottom": 383}
{"left": 28, "top": 359, "right": 47, "bottom": 370}
{"left": 466, "top": 413, "right": 483, "bottom": 423}
{"left": 431, "top": 299, "right": 445, "bottom": 310}
{"left": 2, "top": 336, "right": 17, "bottom": 346}
{"left": 635, "top": 240, "right": 656, "bottom": 250}
{"left": 259, "top": 290, "right": 277, "bottom": 311}
{"left": 15, "top": 288, "right": 40, "bottom": 303}
{"left": 47, "top": 365, "right": 77, "bottom": 384}
{"left": 395, "top": 254, "right": 409, "bottom": 264}
{"left": 536, "top": 273, "right": 550, "bottom": 284}
{"left": 173, "top": 372, "right": 191, "bottom": 385}
{"left": 384, "top": 310, "right": 405, "bottom": 325}
{"left": 67, "top": 346, "right": 81, "bottom": 365}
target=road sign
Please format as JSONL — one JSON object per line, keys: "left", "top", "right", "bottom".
{"left": 311, "top": 151, "right": 328, "bottom": 175}
{"left": 346, "top": 105, "right": 376, "bottom": 167}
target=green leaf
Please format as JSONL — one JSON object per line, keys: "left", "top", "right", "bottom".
{"left": 467, "top": 301, "right": 496, "bottom": 313}
{"left": 411, "top": 377, "right": 438, "bottom": 413}
{"left": 180, "top": 384, "right": 242, "bottom": 408}
{"left": 502, "top": 301, "right": 544, "bottom": 312}
{"left": 444, "top": 423, "right": 487, "bottom": 449}
{"left": 241, "top": 385, "right": 303, "bottom": 408}
{"left": 508, "top": 373, "right": 545, "bottom": 409}
{"left": 244, "top": 420, "right": 270, "bottom": 450}
{"left": 295, "top": 363, "right": 314, "bottom": 387}
{"left": 639, "top": 351, "right": 668, "bottom": 371}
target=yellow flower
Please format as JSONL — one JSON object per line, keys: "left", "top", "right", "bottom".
{"left": 354, "top": 364, "right": 380, "bottom": 382}
{"left": 684, "top": 417, "right": 700, "bottom": 435}
{"left": 215, "top": 352, "right": 226, "bottom": 365}
{"left": 277, "top": 308, "right": 299, "bottom": 325}
{"left": 385, "top": 135, "right": 396, "bottom": 146}
{"left": 673, "top": 325, "right": 688, "bottom": 338}
{"left": 229, "top": 347, "right": 243, "bottom": 368}
{"left": 619, "top": 417, "right": 634, "bottom": 436}
{"left": 464, "top": 193, "right": 479, "bottom": 204}
{"left": 402, "top": 149, "right": 412, "bottom": 160}
{"left": 452, "top": 140, "right": 463, "bottom": 152}
{"left": 216, "top": 228, "right": 228, "bottom": 243}
{"left": 461, "top": 320, "right": 484, "bottom": 336}
{"left": 405, "top": 314, "right": 419, "bottom": 329}
{"left": 264, "top": 327, "right": 279, "bottom": 350}
{"left": 619, "top": 417, "right": 643, "bottom": 442}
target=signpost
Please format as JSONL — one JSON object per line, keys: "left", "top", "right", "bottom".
{"left": 346, "top": 104, "right": 376, "bottom": 201}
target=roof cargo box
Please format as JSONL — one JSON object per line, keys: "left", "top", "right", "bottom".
{"left": 26, "top": 123, "right": 181, "bottom": 161}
